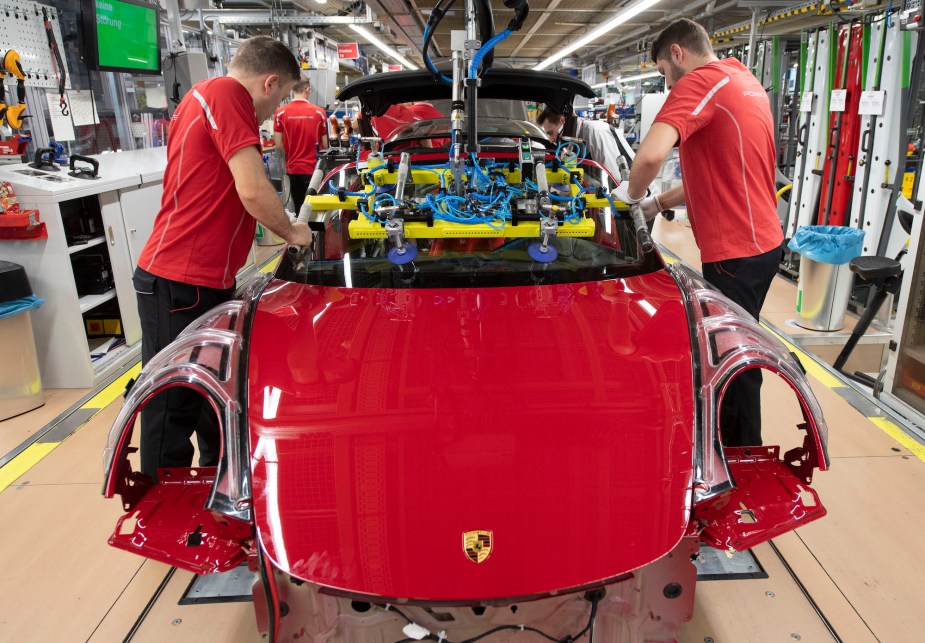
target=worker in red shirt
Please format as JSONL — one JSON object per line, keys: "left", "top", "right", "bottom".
{"left": 133, "top": 36, "right": 310, "bottom": 480}
{"left": 613, "top": 19, "right": 784, "bottom": 447}
{"left": 273, "top": 78, "right": 329, "bottom": 209}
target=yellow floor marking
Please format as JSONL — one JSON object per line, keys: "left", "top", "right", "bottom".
{"left": 761, "top": 325, "right": 844, "bottom": 389}
{"left": 868, "top": 417, "right": 925, "bottom": 463}
{"left": 663, "top": 243, "right": 924, "bottom": 461}
{"left": 0, "top": 363, "right": 142, "bottom": 492}
{"left": 82, "top": 363, "right": 142, "bottom": 411}
{"left": 259, "top": 255, "right": 281, "bottom": 274}
{"left": 0, "top": 443, "right": 57, "bottom": 493}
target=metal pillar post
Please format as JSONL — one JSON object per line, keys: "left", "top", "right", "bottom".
{"left": 745, "top": 8, "right": 759, "bottom": 69}
{"left": 164, "top": 0, "right": 186, "bottom": 51}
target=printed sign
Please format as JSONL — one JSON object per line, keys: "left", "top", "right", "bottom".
{"left": 582, "top": 63, "right": 596, "bottom": 86}
{"left": 337, "top": 43, "right": 360, "bottom": 59}
{"left": 858, "top": 90, "right": 885, "bottom": 116}
{"left": 830, "top": 89, "right": 847, "bottom": 112}
{"left": 800, "top": 91, "right": 814, "bottom": 112}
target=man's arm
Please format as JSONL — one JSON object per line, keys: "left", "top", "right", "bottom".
{"left": 273, "top": 132, "right": 285, "bottom": 157}
{"left": 227, "top": 145, "right": 311, "bottom": 246}
{"left": 656, "top": 182, "right": 686, "bottom": 210}
{"left": 627, "top": 122, "right": 680, "bottom": 201}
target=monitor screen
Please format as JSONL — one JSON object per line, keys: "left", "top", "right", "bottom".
{"left": 84, "top": 0, "right": 162, "bottom": 75}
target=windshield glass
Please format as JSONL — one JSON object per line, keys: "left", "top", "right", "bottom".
{"left": 388, "top": 118, "right": 551, "bottom": 148}
{"left": 276, "top": 157, "right": 662, "bottom": 289}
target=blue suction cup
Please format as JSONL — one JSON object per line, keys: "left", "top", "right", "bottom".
{"left": 388, "top": 241, "right": 418, "bottom": 265}
{"left": 527, "top": 241, "right": 558, "bottom": 263}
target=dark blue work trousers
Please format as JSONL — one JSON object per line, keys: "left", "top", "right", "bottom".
{"left": 132, "top": 267, "right": 234, "bottom": 480}
{"left": 701, "top": 242, "right": 784, "bottom": 447}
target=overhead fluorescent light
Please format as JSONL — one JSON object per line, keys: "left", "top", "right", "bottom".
{"left": 535, "top": 0, "right": 664, "bottom": 71}
{"left": 618, "top": 70, "right": 661, "bottom": 83}
{"left": 591, "top": 81, "right": 613, "bottom": 89}
{"left": 350, "top": 24, "right": 419, "bottom": 70}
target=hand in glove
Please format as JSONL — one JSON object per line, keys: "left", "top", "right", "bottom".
{"left": 610, "top": 182, "right": 650, "bottom": 206}
{"left": 286, "top": 221, "right": 313, "bottom": 247}
{"left": 639, "top": 194, "right": 663, "bottom": 220}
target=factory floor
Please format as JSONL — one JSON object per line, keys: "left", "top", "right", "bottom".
{"left": 1, "top": 227, "right": 924, "bottom": 642}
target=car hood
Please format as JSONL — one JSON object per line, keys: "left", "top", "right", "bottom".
{"left": 247, "top": 271, "right": 696, "bottom": 602}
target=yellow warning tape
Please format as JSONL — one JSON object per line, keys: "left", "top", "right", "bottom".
{"left": 259, "top": 254, "right": 282, "bottom": 274}
{"left": 762, "top": 326, "right": 925, "bottom": 462}
{"left": 0, "top": 443, "right": 57, "bottom": 493}
{"left": 761, "top": 325, "right": 844, "bottom": 389}
{"left": 868, "top": 417, "right": 925, "bottom": 463}
{"left": 0, "top": 363, "right": 142, "bottom": 494}
{"left": 82, "top": 363, "right": 141, "bottom": 411}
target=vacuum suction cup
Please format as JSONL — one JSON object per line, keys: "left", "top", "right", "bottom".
{"left": 388, "top": 241, "right": 418, "bottom": 265}
{"left": 527, "top": 241, "right": 558, "bottom": 263}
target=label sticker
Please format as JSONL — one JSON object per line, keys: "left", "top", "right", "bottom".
{"left": 830, "top": 89, "right": 847, "bottom": 112}
{"left": 800, "top": 92, "right": 814, "bottom": 112}
{"left": 858, "top": 90, "right": 885, "bottom": 116}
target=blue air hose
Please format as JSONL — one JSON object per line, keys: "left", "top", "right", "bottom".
{"left": 469, "top": 29, "right": 512, "bottom": 78}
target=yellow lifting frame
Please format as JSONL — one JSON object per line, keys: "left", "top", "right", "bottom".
{"left": 347, "top": 217, "right": 597, "bottom": 239}
{"left": 303, "top": 164, "right": 628, "bottom": 239}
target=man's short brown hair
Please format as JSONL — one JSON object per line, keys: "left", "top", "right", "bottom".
{"left": 650, "top": 18, "right": 712, "bottom": 64}
{"left": 293, "top": 79, "right": 312, "bottom": 94}
{"left": 536, "top": 106, "right": 563, "bottom": 126}
{"left": 228, "top": 36, "right": 300, "bottom": 82}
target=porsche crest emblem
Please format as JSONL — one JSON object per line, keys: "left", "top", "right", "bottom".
{"left": 463, "top": 530, "right": 493, "bottom": 564}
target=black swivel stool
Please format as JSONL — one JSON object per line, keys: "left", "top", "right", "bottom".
{"left": 832, "top": 255, "right": 903, "bottom": 388}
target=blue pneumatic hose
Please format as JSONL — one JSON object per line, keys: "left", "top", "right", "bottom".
{"left": 469, "top": 30, "right": 512, "bottom": 78}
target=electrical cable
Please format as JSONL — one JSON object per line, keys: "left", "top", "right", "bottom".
{"left": 474, "top": 0, "right": 496, "bottom": 74}
{"left": 42, "top": 7, "right": 68, "bottom": 116}
{"left": 422, "top": 0, "right": 457, "bottom": 84}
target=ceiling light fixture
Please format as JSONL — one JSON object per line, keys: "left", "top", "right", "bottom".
{"left": 535, "top": 0, "right": 664, "bottom": 71}
{"left": 618, "top": 70, "right": 661, "bottom": 83}
{"left": 349, "top": 24, "right": 419, "bottom": 70}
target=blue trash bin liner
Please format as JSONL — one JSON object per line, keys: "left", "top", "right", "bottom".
{"left": 787, "top": 225, "right": 865, "bottom": 265}
{"left": 0, "top": 295, "right": 44, "bottom": 318}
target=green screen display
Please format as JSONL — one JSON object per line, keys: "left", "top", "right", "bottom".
{"left": 95, "top": 0, "right": 159, "bottom": 72}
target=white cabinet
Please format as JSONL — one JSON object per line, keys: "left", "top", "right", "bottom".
{"left": 119, "top": 182, "right": 163, "bottom": 268}
{"left": 0, "top": 150, "right": 166, "bottom": 388}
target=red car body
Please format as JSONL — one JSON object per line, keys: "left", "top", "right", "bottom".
{"left": 103, "top": 70, "right": 828, "bottom": 642}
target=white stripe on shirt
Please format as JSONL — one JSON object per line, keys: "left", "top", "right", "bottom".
{"left": 692, "top": 76, "right": 730, "bottom": 116}
{"left": 192, "top": 89, "right": 219, "bottom": 130}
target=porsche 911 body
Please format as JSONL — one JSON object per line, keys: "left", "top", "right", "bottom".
{"left": 103, "top": 69, "right": 828, "bottom": 643}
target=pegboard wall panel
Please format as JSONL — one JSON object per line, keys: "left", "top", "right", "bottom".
{"left": 0, "top": 1, "right": 71, "bottom": 89}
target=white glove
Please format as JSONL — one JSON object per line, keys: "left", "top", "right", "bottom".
{"left": 610, "top": 182, "right": 649, "bottom": 206}
{"left": 639, "top": 194, "right": 663, "bottom": 220}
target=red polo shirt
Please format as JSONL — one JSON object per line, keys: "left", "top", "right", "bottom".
{"left": 654, "top": 58, "right": 783, "bottom": 263}
{"left": 138, "top": 76, "right": 259, "bottom": 289}
{"left": 274, "top": 99, "right": 327, "bottom": 174}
